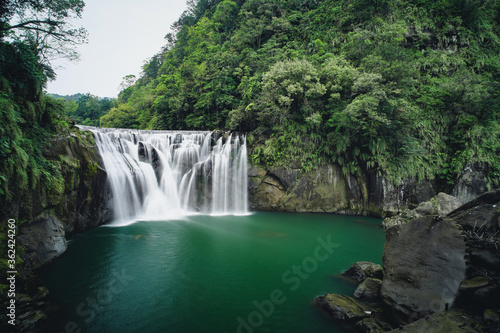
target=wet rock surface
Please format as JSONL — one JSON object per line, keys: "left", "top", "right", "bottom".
{"left": 382, "top": 192, "right": 462, "bottom": 228}
{"left": 18, "top": 215, "right": 67, "bottom": 272}
{"left": 386, "top": 309, "right": 479, "bottom": 333}
{"left": 315, "top": 294, "right": 373, "bottom": 321}
{"left": 381, "top": 216, "right": 467, "bottom": 320}
{"left": 343, "top": 261, "right": 384, "bottom": 283}
{"left": 249, "top": 164, "right": 442, "bottom": 216}
{"left": 354, "top": 278, "right": 382, "bottom": 301}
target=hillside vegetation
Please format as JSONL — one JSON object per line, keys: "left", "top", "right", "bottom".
{"left": 105, "top": 0, "right": 500, "bottom": 190}
{"left": 0, "top": 0, "right": 92, "bottom": 204}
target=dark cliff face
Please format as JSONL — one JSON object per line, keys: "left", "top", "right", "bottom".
{"left": 8, "top": 127, "right": 112, "bottom": 272}
{"left": 248, "top": 161, "right": 493, "bottom": 217}
{"left": 249, "top": 164, "right": 441, "bottom": 217}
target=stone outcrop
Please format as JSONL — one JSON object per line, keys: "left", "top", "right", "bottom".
{"left": 342, "top": 261, "right": 384, "bottom": 283}
{"left": 381, "top": 216, "right": 467, "bottom": 321}
{"left": 386, "top": 309, "right": 479, "bottom": 333}
{"left": 315, "top": 294, "right": 373, "bottom": 321}
{"left": 3, "top": 127, "right": 112, "bottom": 272}
{"left": 18, "top": 214, "right": 67, "bottom": 272}
{"left": 447, "top": 188, "right": 500, "bottom": 231}
{"left": 382, "top": 192, "right": 462, "bottom": 228}
{"left": 249, "top": 164, "right": 440, "bottom": 217}
{"left": 452, "top": 162, "right": 489, "bottom": 204}
{"left": 354, "top": 278, "right": 382, "bottom": 301}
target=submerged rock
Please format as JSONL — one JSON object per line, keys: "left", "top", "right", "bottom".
{"left": 316, "top": 294, "right": 373, "bottom": 321}
{"left": 343, "top": 261, "right": 384, "bottom": 283}
{"left": 381, "top": 216, "right": 467, "bottom": 322}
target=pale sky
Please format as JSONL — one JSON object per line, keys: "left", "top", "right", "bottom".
{"left": 46, "top": 0, "right": 188, "bottom": 98}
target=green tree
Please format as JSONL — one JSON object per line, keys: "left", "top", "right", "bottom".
{"left": 257, "top": 59, "right": 326, "bottom": 130}
{"left": 0, "top": 0, "right": 87, "bottom": 64}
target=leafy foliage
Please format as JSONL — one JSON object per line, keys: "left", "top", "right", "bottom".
{"left": 105, "top": 0, "right": 499, "bottom": 189}
{"left": 62, "top": 93, "right": 116, "bottom": 126}
{"left": 0, "top": 0, "right": 87, "bottom": 204}
{"left": 0, "top": 0, "right": 87, "bottom": 63}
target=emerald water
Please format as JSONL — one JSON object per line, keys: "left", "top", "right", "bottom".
{"left": 40, "top": 212, "right": 384, "bottom": 333}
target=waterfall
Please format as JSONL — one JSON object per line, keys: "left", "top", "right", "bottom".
{"left": 80, "top": 126, "right": 249, "bottom": 224}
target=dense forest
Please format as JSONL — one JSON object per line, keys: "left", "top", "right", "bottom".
{"left": 104, "top": 0, "right": 500, "bottom": 190}
{"left": 49, "top": 93, "right": 116, "bottom": 126}
{"left": 1, "top": 0, "right": 500, "bottom": 197}
{"left": 1, "top": 1, "right": 81, "bottom": 201}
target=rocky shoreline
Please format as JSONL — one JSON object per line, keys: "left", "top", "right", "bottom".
{"left": 315, "top": 189, "right": 500, "bottom": 332}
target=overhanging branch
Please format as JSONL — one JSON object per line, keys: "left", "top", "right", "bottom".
{"left": 1, "top": 19, "right": 63, "bottom": 32}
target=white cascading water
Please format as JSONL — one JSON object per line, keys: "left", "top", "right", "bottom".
{"left": 80, "top": 126, "right": 249, "bottom": 224}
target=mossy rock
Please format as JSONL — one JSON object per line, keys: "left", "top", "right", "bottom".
{"left": 316, "top": 294, "right": 372, "bottom": 321}
{"left": 459, "top": 276, "right": 489, "bottom": 291}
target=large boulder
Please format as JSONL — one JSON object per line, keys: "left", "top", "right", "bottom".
{"left": 381, "top": 216, "right": 467, "bottom": 322}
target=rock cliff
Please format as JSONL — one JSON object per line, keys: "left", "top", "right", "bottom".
{"left": 10, "top": 127, "right": 112, "bottom": 272}
{"left": 249, "top": 161, "right": 493, "bottom": 217}
{"left": 249, "top": 164, "right": 437, "bottom": 216}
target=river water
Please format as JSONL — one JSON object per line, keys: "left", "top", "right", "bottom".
{"left": 40, "top": 213, "right": 384, "bottom": 333}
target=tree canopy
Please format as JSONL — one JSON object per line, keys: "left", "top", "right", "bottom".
{"left": 103, "top": 0, "right": 499, "bottom": 190}
{"left": 0, "top": 0, "right": 87, "bottom": 199}
{"left": 1, "top": 0, "right": 87, "bottom": 64}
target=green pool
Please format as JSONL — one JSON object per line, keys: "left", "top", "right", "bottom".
{"left": 40, "top": 212, "right": 385, "bottom": 333}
